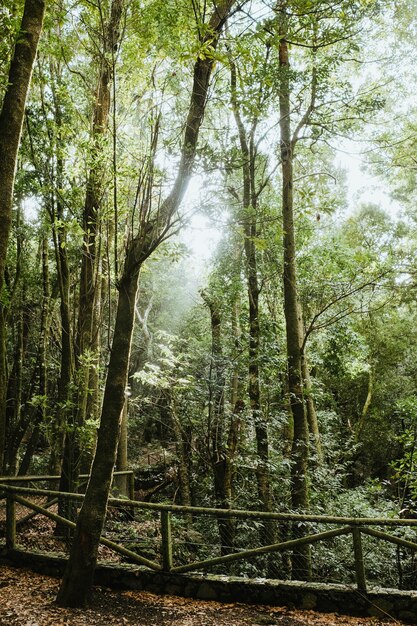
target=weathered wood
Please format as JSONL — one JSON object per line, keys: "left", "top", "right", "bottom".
{"left": 6, "top": 483, "right": 417, "bottom": 583}
{"left": 129, "top": 471, "right": 135, "bottom": 502}
{"left": 351, "top": 527, "right": 367, "bottom": 593}
{"left": 0, "top": 470, "right": 133, "bottom": 483}
{"left": 362, "top": 526, "right": 417, "bottom": 551}
{"left": 0, "top": 475, "right": 61, "bottom": 483}
{"left": 0, "top": 484, "right": 85, "bottom": 501}
{"left": 10, "top": 493, "right": 161, "bottom": 571}
{"left": 17, "top": 496, "right": 58, "bottom": 526}
{"left": 161, "top": 510, "right": 173, "bottom": 571}
{"left": 3, "top": 483, "right": 417, "bottom": 527}
{"left": 16, "top": 480, "right": 89, "bottom": 526}
{"left": 171, "top": 526, "right": 352, "bottom": 574}
{"left": 6, "top": 496, "right": 16, "bottom": 549}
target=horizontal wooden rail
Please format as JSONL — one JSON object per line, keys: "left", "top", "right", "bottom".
{"left": 2, "top": 483, "right": 417, "bottom": 526}
{"left": 0, "top": 471, "right": 133, "bottom": 483}
{"left": 171, "top": 526, "right": 352, "bottom": 574}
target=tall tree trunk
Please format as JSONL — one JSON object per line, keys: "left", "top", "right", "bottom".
{"left": 298, "top": 293, "right": 322, "bottom": 463}
{"left": 68, "top": 0, "right": 124, "bottom": 492}
{"left": 301, "top": 352, "right": 323, "bottom": 463}
{"left": 5, "top": 304, "right": 31, "bottom": 474}
{"left": 355, "top": 362, "right": 374, "bottom": 443}
{"left": 49, "top": 149, "right": 74, "bottom": 481}
{"left": 278, "top": 4, "right": 311, "bottom": 579}
{"left": 229, "top": 56, "right": 274, "bottom": 548}
{"left": 168, "top": 391, "right": 192, "bottom": 508}
{"left": 0, "top": 0, "right": 46, "bottom": 470}
{"left": 202, "top": 291, "right": 237, "bottom": 555}
{"left": 56, "top": 1, "right": 236, "bottom": 607}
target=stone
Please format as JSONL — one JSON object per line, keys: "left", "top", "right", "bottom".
{"left": 197, "top": 582, "right": 218, "bottom": 600}
{"left": 398, "top": 610, "right": 417, "bottom": 624}
{"left": 300, "top": 593, "right": 317, "bottom": 610}
{"left": 367, "top": 598, "right": 394, "bottom": 618}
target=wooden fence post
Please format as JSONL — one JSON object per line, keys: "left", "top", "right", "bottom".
{"left": 6, "top": 496, "right": 16, "bottom": 550}
{"left": 352, "top": 526, "right": 367, "bottom": 593}
{"left": 161, "top": 510, "right": 173, "bottom": 571}
{"left": 129, "top": 471, "right": 135, "bottom": 501}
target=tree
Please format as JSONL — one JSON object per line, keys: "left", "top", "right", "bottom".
{"left": 56, "top": 0, "right": 237, "bottom": 607}
{"left": 201, "top": 288, "right": 242, "bottom": 554}
{"left": 227, "top": 36, "right": 277, "bottom": 553}
{"left": 58, "top": 0, "right": 125, "bottom": 519}
{"left": 0, "top": 0, "right": 46, "bottom": 471}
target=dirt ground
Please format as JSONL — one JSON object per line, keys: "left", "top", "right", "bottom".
{"left": 0, "top": 565, "right": 404, "bottom": 626}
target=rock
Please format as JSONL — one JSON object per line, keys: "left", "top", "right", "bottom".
{"left": 197, "top": 582, "right": 218, "bottom": 600}
{"left": 367, "top": 597, "right": 394, "bottom": 617}
{"left": 300, "top": 592, "right": 317, "bottom": 609}
{"left": 398, "top": 610, "right": 417, "bottom": 623}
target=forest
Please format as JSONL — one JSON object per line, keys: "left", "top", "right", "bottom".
{"left": 1, "top": 0, "right": 417, "bottom": 614}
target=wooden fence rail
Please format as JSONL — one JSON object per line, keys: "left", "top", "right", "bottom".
{"left": 1, "top": 482, "right": 417, "bottom": 595}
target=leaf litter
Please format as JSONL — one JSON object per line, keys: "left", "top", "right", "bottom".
{"left": 0, "top": 565, "right": 404, "bottom": 626}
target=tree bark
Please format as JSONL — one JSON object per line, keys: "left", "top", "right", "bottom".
{"left": 355, "top": 362, "right": 373, "bottom": 443}
{"left": 49, "top": 133, "right": 74, "bottom": 480}
{"left": 56, "top": 259, "right": 141, "bottom": 606}
{"left": 202, "top": 291, "right": 237, "bottom": 554}
{"left": 0, "top": 0, "right": 46, "bottom": 470}
{"left": 167, "top": 391, "right": 192, "bottom": 509}
{"left": 71, "top": 0, "right": 124, "bottom": 487}
{"left": 56, "top": 1, "right": 236, "bottom": 607}
{"left": 58, "top": 0, "right": 124, "bottom": 520}
{"left": 229, "top": 55, "right": 273, "bottom": 538}
{"left": 277, "top": 3, "right": 311, "bottom": 579}
{"left": 301, "top": 352, "right": 323, "bottom": 463}
{"left": 115, "top": 401, "right": 129, "bottom": 497}
{"left": 5, "top": 304, "right": 31, "bottom": 474}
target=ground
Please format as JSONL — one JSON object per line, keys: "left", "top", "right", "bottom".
{"left": 0, "top": 565, "right": 403, "bottom": 626}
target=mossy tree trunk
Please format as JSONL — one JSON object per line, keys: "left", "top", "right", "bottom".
{"left": 277, "top": 2, "right": 312, "bottom": 579}
{"left": 202, "top": 291, "right": 238, "bottom": 555}
{"left": 229, "top": 52, "right": 275, "bottom": 553}
{"left": 56, "top": 0, "right": 237, "bottom": 607}
{"left": 58, "top": 0, "right": 124, "bottom": 514}
{"left": 0, "top": 0, "right": 46, "bottom": 471}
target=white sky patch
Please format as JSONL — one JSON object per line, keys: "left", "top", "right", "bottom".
{"left": 181, "top": 213, "right": 223, "bottom": 263}
{"left": 335, "top": 140, "right": 403, "bottom": 218}
{"left": 179, "top": 174, "right": 224, "bottom": 267}
{"left": 23, "top": 196, "right": 40, "bottom": 222}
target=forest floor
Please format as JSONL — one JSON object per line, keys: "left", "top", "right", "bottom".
{"left": 0, "top": 565, "right": 404, "bottom": 626}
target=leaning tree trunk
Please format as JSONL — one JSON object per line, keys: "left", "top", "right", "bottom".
{"left": 278, "top": 6, "right": 311, "bottom": 580}
{"left": 0, "top": 0, "right": 46, "bottom": 471}
{"left": 56, "top": 256, "right": 141, "bottom": 606}
{"left": 56, "top": 0, "right": 236, "bottom": 607}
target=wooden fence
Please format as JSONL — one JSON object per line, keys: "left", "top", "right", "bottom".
{"left": 1, "top": 479, "right": 417, "bottom": 594}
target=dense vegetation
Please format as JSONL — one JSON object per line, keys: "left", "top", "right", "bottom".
{"left": 1, "top": 0, "right": 417, "bottom": 607}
